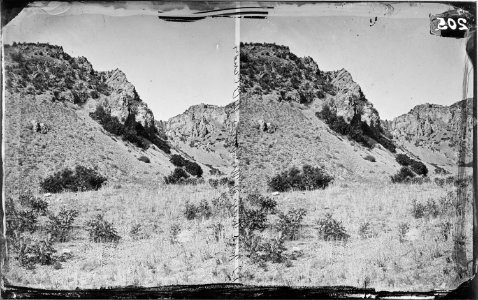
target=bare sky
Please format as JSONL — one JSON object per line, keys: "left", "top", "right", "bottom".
{"left": 3, "top": 2, "right": 473, "bottom": 120}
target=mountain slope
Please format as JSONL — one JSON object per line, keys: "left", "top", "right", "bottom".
{"left": 238, "top": 43, "right": 402, "bottom": 192}
{"left": 383, "top": 99, "right": 474, "bottom": 170}
{"left": 3, "top": 43, "right": 176, "bottom": 195}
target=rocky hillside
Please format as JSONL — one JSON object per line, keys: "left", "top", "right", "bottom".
{"left": 3, "top": 42, "right": 188, "bottom": 195}
{"left": 383, "top": 99, "right": 474, "bottom": 169}
{"left": 237, "top": 42, "right": 463, "bottom": 192}
{"left": 163, "top": 103, "right": 237, "bottom": 175}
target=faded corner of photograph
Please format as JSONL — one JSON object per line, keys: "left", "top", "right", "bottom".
{"left": 2, "top": 1, "right": 238, "bottom": 289}
{"left": 237, "top": 2, "right": 474, "bottom": 292}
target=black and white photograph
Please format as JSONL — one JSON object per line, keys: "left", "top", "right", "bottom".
{"left": 2, "top": 1, "right": 238, "bottom": 288}
{"left": 1, "top": 0, "right": 476, "bottom": 298}
{"left": 237, "top": 1, "right": 475, "bottom": 292}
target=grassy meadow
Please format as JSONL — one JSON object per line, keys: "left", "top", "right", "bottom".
{"left": 240, "top": 178, "right": 474, "bottom": 291}
{"left": 4, "top": 182, "right": 236, "bottom": 289}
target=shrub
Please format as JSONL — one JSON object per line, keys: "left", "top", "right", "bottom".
{"left": 268, "top": 164, "right": 333, "bottom": 192}
{"left": 47, "top": 208, "right": 79, "bottom": 242}
{"left": 358, "top": 222, "right": 374, "bottom": 239}
{"left": 398, "top": 222, "right": 410, "bottom": 243}
{"left": 40, "top": 165, "right": 106, "bottom": 193}
{"left": 184, "top": 161, "right": 203, "bottom": 177}
{"left": 85, "top": 214, "right": 121, "bottom": 243}
{"left": 411, "top": 200, "right": 426, "bottom": 219}
{"left": 19, "top": 193, "right": 48, "bottom": 216}
{"left": 164, "top": 167, "right": 189, "bottom": 184}
{"left": 138, "top": 155, "right": 150, "bottom": 163}
{"left": 275, "top": 208, "right": 306, "bottom": 240}
{"left": 184, "top": 202, "right": 199, "bottom": 220}
{"left": 410, "top": 160, "right": 428, "bottom": 176}
{"left": 316, "top": 213, "right": 349, "bottom": 241}
{"left": 183, "top": 200, "right": 212, "bottom": 220}
{"left": 170, "top": 154, "right": 187, "bottom": 167}
{"left": 18, "top": 237, "right": 56, "bottom": 268}
{"left": 434, "top": 165, "right": 449, "bottom": 175}
{"left": 363, "top": 155, "right": 376, "bottom": 162}
{"left": 390, "top": 167, "right": 415, "bottom": 183}
{"left": 395, "top": 154, "right": 411, "bottom": 166}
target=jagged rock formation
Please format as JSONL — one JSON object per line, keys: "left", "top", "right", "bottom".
{"left": 383, "top": 99, "right": 474, "bottom": 168}
{"left": 101, "top": 69, "right": 155, "bottom": 132}
{"left": 163, "top": 103, "right": 237, "bottom": 174}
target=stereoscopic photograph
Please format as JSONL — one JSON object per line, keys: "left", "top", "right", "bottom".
{"left": 1, "top": 0, "right": 476, "bottom": 298}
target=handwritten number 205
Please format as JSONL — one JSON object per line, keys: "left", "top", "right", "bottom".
{"left": 437, "top": 17, "right": 468, "bottom": 30}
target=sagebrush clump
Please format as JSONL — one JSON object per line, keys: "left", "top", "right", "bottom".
{"left": 316, "top": 213, "right": 349, "bottom": 241}
{"left": 269, "top": 164, "right": 333, "bottom": 192}
{"left": 40, "top": 165, "right": 106, "bottom": 193}
{"left": 85, "top": 214, "right": 121, "bottom": 243}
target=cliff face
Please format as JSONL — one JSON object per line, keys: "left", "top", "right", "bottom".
{"left": 383, "top": 99, "right": 474, "bottom": 166}
{"left": 102, "top": 69, "right": 155, "bottom": 132}
{"left": 163, "top": 103, "right": 237, "bottom": 174}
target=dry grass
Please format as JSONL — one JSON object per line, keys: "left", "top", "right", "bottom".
{"left": 4, "top": 182, "right": 235, "bottom": 288}
{"left": 240, "top": 180, "right": 474, "bottom": 291}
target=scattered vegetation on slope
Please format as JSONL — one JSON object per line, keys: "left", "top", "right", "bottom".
{"left": 316, "top": 104, "right": 396, "bottom": 152}
{"left": 90, "top": 105, "right": 170, "bottom": 153}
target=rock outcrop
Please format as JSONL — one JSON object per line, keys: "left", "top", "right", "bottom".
{"left": 165, "top": 103, "right": 237, "bottom": 150}
{"left": 383, "top": 99, "right": 474, "bottom": 166}
{"left": 101, "top": 69, "right": 155, "bottom": 132}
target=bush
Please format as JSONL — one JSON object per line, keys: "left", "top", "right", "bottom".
{"left": 138, "top": 156, "right": 150, "bottom": 163}
{"left": 170, "top": 154, "right": 187, "bottom": 167}
{"left": 47, "top": 208, "right": 79, "bottom": 242}
{"left": 390, "top": 167, "right": 415, "bottom": 183}
{"left": 363, "top": 155, "right": 376, "bottom": 162}
{"left": 268, "top": 164, "right": 333, "bottom": 192}
{"left": 164, "top": 167, "right": 189, "bottom": 184}
{"left": 184, "top": 161, "right": 203, "bottom": 177}
{"left": 410, "top": 160, "right": 428, "bottom": 176}
{"left": 317, "top": 213, "right": 349, "bottom": 241}
{"left": 396, "top": 154, "right": 412, "bottom": 166}
{"left": 275, "top": 208, "right": 306, "bottom": 240}
{"left": 85, "top": 214, "right": 121, "bottom": 243}
{"left": 169, "top": 154, "right": 203, "bottom": 177}
{"left": 183, "top": 200, "right": 212, "bottom": 220}
{"left": 358, "top": 222, "right": 374, "bottom": 239}
{"left": 18, "top": 238, "right": 56, "bottom": 268}
{"left": 396, "top": 154, "right": 428, "bottom": 176}
{"left": 40, "top": 165, "right": 106, "bottom": 193}
{"left": 411, "top": 200, "right": 426, "bottom": 219}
